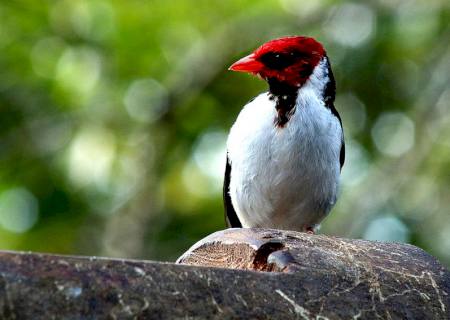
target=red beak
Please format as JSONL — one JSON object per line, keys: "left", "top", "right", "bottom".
{"left": 228, "top": 53, "right": 264, "bottom": 73}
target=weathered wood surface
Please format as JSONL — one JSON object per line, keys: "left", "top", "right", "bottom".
{"left": 0, "top": 228, "right": 448, "bottom": 319}
{"left": 178, "top": 228, "right": 450, "bottom": 319}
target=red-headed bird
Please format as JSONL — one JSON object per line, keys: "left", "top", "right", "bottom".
{"left": 224, "top": 36, "right": 345, "bottom": 233}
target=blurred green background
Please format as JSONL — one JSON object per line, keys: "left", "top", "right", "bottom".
{"left": 0, "top": 0, "right": 449, "bottom": 266}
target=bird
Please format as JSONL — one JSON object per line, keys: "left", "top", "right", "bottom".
{"left": 223, "top": 36, "right": 345, "bottom": 233}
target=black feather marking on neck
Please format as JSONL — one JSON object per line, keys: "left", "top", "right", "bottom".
{"left": 323, "top": 56, "right": 336, "bottom": 110}
{"left": 323, "top": 55, "right": 345, "bottom": 170}
{"left": 268, "top": 78, "right": 298, "bottom": 127}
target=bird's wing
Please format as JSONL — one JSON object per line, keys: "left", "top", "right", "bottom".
{"left": 339, "top": 139, "right": 345, "bottom": 170}
{"left": 223, "top": 154, "right": 242, "bottom": 227}
{"left": 324, "top": 55, "right": 344, "bottom": 170}
{"left": 328, "top": 102, "right": 345, "bottom": 171}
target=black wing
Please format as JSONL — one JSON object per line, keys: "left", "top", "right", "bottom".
{"left": 329, "top": 106, "right": 345, "bottom": 171}
{"left": 324, "top": 55, "right": 345, "bottom": 170}
{"left": 223, "top": 154, "right": 242, "bottom": 228}
{"left": 327, "top": 103, "right": 345, "bottom": 170}
{"left": 339, "top": 139, "right": 345, "bottom": 170}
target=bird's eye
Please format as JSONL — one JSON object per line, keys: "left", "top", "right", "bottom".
{"left": 259, "top": 52, "right": 297, "bottom": 70}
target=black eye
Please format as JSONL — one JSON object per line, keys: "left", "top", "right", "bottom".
{"left": 259, "top": 52, "right": 295, "bottom": 70}
{"left": 259, "top": 51, "right": 310, "bottom": 70}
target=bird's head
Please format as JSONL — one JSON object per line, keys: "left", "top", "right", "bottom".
{"left": 229, "top": 36, "right": 325, "bottom": 88}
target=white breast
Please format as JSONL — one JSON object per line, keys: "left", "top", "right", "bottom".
{"left": 226, "top": 65, "right": 343, "bottom": 231}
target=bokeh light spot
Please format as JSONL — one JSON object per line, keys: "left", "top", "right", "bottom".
{"left": 124, "top": 78, "right": 168, "bottom": 123}
{"left": 193, "top": 130, "right": 227, "bottom": 184}
{"left": 324, "top": 3, "right": 376, "bottom": 47}
{"left": 371, "top": 112, "right": 415, "bottom": 157}
{"left": 67, "top": 126, "right": 116, "bottom": 191}
{"left": 0, "top": 188, "right": 39, "bottom": 233}
{"left": 182, "top": 130, "right": 227, "bottom": 197}
{"left": 70, "top": 0, "right": 115, "bottom": 41}
{"left": 50, "top": 0, "right": 115, "bottom": 41}
{"left": 31, "top": 37, "right": 66, "bottom": 79}
{"left": 363, "top": 215, "right": 409, "bottom": 243}
{"left": 279, "top": 0, "right": 326, "bottom": 18}
{"left": 56, "top": 47, "right": 101, "bottom": 97}
{"left": 394, "top": 2, "right": 439, "bottom": 49}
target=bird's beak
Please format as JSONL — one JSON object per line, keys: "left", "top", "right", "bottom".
{"left": 228, "top": 53, "right": 264, "bottom": 74}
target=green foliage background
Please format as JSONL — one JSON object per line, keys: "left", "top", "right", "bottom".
{"left": 0, "top": 0, "right": 449, "bottom": 266}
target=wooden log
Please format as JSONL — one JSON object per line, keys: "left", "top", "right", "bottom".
{"left": 177, "top": 228, "right": 450, "bottom": 319}
{"left": 0, "top": 228, "right": 448, "bottom": 319}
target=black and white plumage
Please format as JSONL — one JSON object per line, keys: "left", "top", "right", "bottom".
{"left": 224, "top": 36, "right": 344, "bottom": 232}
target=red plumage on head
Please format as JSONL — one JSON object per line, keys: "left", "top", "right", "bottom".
{"left": 254, "top": 36, "right": 324, "bottom": 58}
{"left": 230, "top": 36, "right": 326, "bottom": 87}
